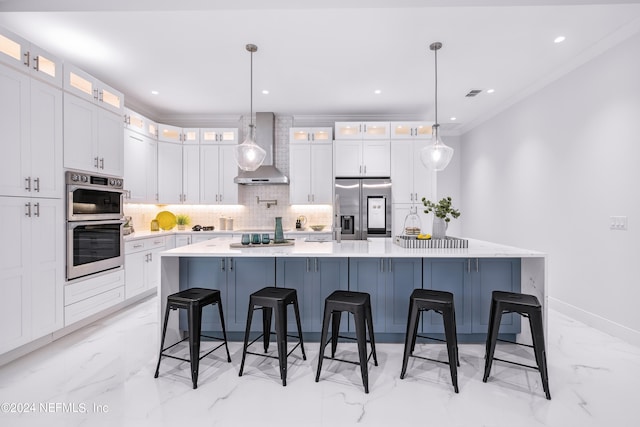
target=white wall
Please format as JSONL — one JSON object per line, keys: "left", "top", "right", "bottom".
{"left": 436, "top": 135, "right": 463, "bottom": 238}
{"left": 460, "top": 32, "right": 640, "bottom": 345}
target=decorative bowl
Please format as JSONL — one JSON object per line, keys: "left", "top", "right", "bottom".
{"left": 310, "top": 225, "right": 326, "bottom": 231}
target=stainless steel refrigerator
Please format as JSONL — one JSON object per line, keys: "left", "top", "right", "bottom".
{"left": 335, "top": 178, "right": 392, "bottom": 240}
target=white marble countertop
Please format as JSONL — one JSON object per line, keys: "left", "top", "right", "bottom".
{"left": 159, "top": 237, "right": 545, "bottom": 258}
{"left": 124, "top": 229, "right": 332, "bottom": 242}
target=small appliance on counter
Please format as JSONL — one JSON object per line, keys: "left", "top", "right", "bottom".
{"left": 123, "top": 216, "right": 134, "bottom": 235}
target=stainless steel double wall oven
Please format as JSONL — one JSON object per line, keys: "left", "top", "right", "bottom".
{"left": 66, "top": 171, "right": 125, "bottom": 280}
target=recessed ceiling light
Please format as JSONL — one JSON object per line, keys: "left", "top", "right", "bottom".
{"left": 151, "top": 90, "right": 159, "bottom": 95}
{"left": 487, "top": 89, "right": 495, "bottom": 94}
{"left": 450, "top": 117, "right": 457, "bottom": 121}
{"left": 374, "top": 89, "right": 381, "bottom": 95}
{"left": 261, "top": 90, "right": 269, "bottom": 95}
{"left": 554, "top": 36, "right": 566, "bottom": 44}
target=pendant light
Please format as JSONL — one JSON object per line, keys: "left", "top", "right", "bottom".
{"left": 234, "top": 43, "right": 266, "bottom": 171}
{"left": 420, "top": 42, "right": 454, "bottom": 171}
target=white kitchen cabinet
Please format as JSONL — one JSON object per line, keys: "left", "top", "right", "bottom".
{"left": 175, "top": 235, "right": 193, "bottom": 248}
{"left": 334, "top": 121, "right": 390, "bottom": 140}
{"left": 200, "top": 143, "right": 238, "bottom": 204}
{"left": 392, "top": 204, "right": 432, "bottom": 238}
{"left": 289, "top": 141, "right": 333, "bottom": 204}
{"left": 334, "top": 140, "right": 390, "bottom": 177}
{"left": 0, "top": 27, "right": 62, "bottom": 87}
{"left": 290, "top": 127, "right": 332, "bottom": 142}
{"left": 124, "top": 237, "right": 165, "bottom": 298}
{"left": 63, "top": 92, "right": 124, "bottom": 177}
{"left": 124, "top": 129, "right": 158, "bottom": 203}
{"left": 182, "top": 144, "right": 200, "bottom": 203}
{"left": 124, "top": 107, "right": 158, "bottom": 139}
{"left": 157, "top": 142, "right": 183, "bottom": 204}
{"left": 390, "top": 122, "right": 433, "bottom": 139}
{"left": 0, "top": 63, "right": 63, "bottom": 198}
{"left": 391, "top": 139, "right": 436, "bottom": 204}
{"left": 63, "top": 63, "right": 123, "bottom": 114}
{"left": 201, "top": 128, "right": 238, "bottom": 144}
{"left": 158, "top": 124, "right": 199, "bottom": 144}
{"left": 64, "top": 269, "right": 125, "bottom": 326}
{"left": 0, "top": 196, "right": 64, "bottom": 353}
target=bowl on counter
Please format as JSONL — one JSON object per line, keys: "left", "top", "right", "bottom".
{"left": 310, "top": 225, "right": 326, "bottom": 231}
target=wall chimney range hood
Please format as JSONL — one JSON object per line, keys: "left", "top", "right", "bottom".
{"left": 234, "top": 112, "right": 289, "bottom": 185}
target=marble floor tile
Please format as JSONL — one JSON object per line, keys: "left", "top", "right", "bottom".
{"left": 0, "top": 296, "right": 638, "bottom": 427}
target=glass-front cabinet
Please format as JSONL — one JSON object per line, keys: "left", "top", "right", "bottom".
{"left": 334, "top": 121, "right": 390, "bottom": 140}
{"left": 391, "top": 122, "right": 433, "bottom": 139}
{"left": 0, "top": 27, "right": 62, "bottom": 87}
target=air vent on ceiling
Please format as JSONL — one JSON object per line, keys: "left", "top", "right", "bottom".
{"left": 465, "top": 89, "right": 482, "bottom": 97}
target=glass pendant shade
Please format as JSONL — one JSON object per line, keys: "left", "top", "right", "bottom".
{"left": 421, "top": 131, "right": 454, "bottom": 171}
{"left": 234, "top": 124, "right": 266, "bottom": 171}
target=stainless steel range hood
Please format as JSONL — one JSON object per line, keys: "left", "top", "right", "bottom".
{"left": 234, "top": 112, "right": 289, "bottom": 185}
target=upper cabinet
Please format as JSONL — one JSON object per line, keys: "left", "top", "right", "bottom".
{"left": 390, "top": 122, "right": 433, "bottom": 139}
{"left": 391, "top": 140, "right": 436, "bottom": 205}
{"left": 201, "top": 128, "right": 238, "bottom": 144}
{"left": 124, "top": 107, "right": 158, "bottom": 140}
{"left": 334, "top": 121, "right": 390, "bottom": 140}
{"left": 334, "top": 140, "right": 391, "bottom": 177}
{"left": 0, "top": 58, "right": 63, "bottom": 198}
{"left": 63, "top": 63, "right": 123, "bottom": 115}
{"left": 200, "top": 142, "right": 238, "bottom": 205}
{"left": 290, "top": 127, "right": 332, "bottom": 143}
{"left": 124, "top": 128, "right": 158, "bottom": 203}
{"left": 0, "top": 27, "right": 62, "bottom": 87}
{"left": 289, "top": 128, "right": 333, "bottom": 204}
{"left": 158, "top": 124, "right": 199, "bottom": 144}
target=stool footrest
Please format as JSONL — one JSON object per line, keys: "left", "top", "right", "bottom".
{"left": 491, "top": 357, "right": 540, "bottom": 371}
{"left": 496, "top": 338, "right": 534, "bottom": 349}
{"left": 415, "top": 333, "right": 448, "bottom": 344}
{"left": 409, "top": 353, "right": 451, "bottom": 366}
{"left": 321, "top": 353, "right": 374, "bottom": 366}
{"left": 160, "top": 335, "right": 229, "bottom": 362}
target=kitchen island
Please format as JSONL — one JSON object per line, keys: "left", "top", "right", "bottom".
{"left": 159, "top": 237, "right": 546, "bottom": 343}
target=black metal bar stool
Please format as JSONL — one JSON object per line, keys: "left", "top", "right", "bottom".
{"left": 315, "top": 290, "right": 378, "bottom": 393}
{"left": 400, "top": 289, "right": 460, "bottom": 393}
{"left": 154, "top": 287, "right": 231, "bottom": 389}
{"left": 238, "top": 286, "right": 306, "bottom": 386}
{"left": 483, "top": 290, "right": 551, "bottom": 400}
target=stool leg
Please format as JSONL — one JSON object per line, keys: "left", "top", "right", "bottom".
{"left": 442, "top": 305, "right": 459, "bottom": 393}
{"left": 275, "top": 300, "right": 288, "bottom": 386}
{"left": 292, "top": 296, "right": 307, "bottom": 360}
{"left": 263, "top": 306, "right": 273, "bottom": 353}
{"left": 188, "top": 303, "right": 202, "bottom": 389}
{"left": 216, "top": 299, "right": 232, "bottom": 363}
{"left": 316, "top": 302, "right": 332, "bottom": 383}
{"left": 483, "top": 300, "right": 502, "bottom": 382}
{"left": 365, "top": 301, "right": 378, "bottom": 366}
{"left": 331, "top": 311, "right": 341, "bottom": 358}
{"left": 529, "top": 309, "right": 551, "bottom": 400}
{"left": 354, "top": 307, "right": 370, "bottom": 393}
{"left": 400, "top": 300, "right": 419, "bottom": 379}
{"left": 154, "top": 304, "right": 172, "bottom": 378}
{"left": 239, "top": 301, "right": 255, "bottom": 377}
{"left": 452, "top": 302, "right": 460, "bottom": 367}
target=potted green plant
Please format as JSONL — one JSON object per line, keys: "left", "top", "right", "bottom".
{"left": 175, "top": 214, "right": 190, "bottom": 230}
{"left": 421, "top": 196, "right": 460, "bottom": 239}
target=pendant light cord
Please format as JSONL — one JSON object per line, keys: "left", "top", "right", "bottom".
{"left": 249, "top": 48, "right": 253, "bottom": 126}
{"left": 434, "top": 45, "right": 438, "bottom": 127}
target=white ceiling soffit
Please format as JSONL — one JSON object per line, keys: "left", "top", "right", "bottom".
{"left": 1, "top": 1, "right": 640, "bottom": 134}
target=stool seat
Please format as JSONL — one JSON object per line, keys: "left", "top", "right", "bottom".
{"left": 483, "top": 290, "right": 551, "bottom": 400}
{"left": 238, "top": 286, "right": 306, "bottom": 386}
{"left": 154, "top": 287, "right": 231, "bottom": 389}
{"left": 315, "top": 290, "right": 378, "bottom": 393}
{"left": 400, "top": 288, "right": 460, "bottom": 393}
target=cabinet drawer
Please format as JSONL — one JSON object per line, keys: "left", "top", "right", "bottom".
{"left": 65, "top": 269, "right": 125, "bottom": 306}
{"left": 64, "top": 286, "right": 125, "bottom": 326}
{"left": 125, "top": 236, "right": 166, "bottom": 254}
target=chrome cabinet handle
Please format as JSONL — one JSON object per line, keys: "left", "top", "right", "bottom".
{"left": 221, "top": 259, "right": 225, "bottom": 271}
{"left": 33, "top": 202, "right": 40, "bottom": 217}
{"left": 475, "top": 258, "right": 479, "bottom": 272}
{"left": 94, "top": 157, "right": 99, "bottom": 168}
{"left": 229, "top": 258, "right": 233, "bottom": 271}
{"left": 133, "top": 244, "right": 143, "bottom": 249}
{"left": 364, "top": 165, "right": 367, "bottom": 174}
{"left": 314, "top": 258, "right": 318, "bottom": 272}
{"left": 380, "top": 258, "right": 384, "bottom": 272}
{"left": 467, "top": 259, "right": 471, "bottom": 273}
{"left": 99, "top": 158, "right": 104, "bottom": 169}
{"left": 25, "top": 177, "right": 31, "bottom": 192}
{"left": 33, "top": 55, "right": 40, "bottom": 71}
{"left": 34, "top": 177, "right": 40, "bottom": 192}
{"left": 23, "top": 51, "right": 30, "bottom": 66}
{"left": 25, "top": 202, "right": 31, "bottom": 217}
{"left": 93, "top": 89, "right": 99, "bottom": 100}
{"left": 388, "top": 259, "right": 392, "bottom": 272}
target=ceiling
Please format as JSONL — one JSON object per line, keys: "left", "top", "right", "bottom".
{"left": 2, "top": 0, "right": 640, "bottom": 133}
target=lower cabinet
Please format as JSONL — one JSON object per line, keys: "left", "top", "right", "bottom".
{"left": 124, "top": 236, "right": 165, "bottom": 298}
{"left": 275, "top": 257, "right": 348, "bottom": 332}
{"left": 64, "top": 269, "right": 125, "bottom": 326}
{"left": 422, "top": 258, "right": 521, "bottom": 335}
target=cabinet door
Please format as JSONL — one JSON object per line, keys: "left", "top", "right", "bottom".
{"left": 392, "top": 204, "right": 431, "bottom": 238}
{"left": 334, "top": 141, "right": 362, "bottom": 177}
{"left": 125, "top": 250, "right": 146, "bottom": 299}
{"left": 124, "top": 130, "right": 157, "bottom": 203}
{"left": 472, "top": 258, "right": 521, "bottom": 334}
{"left": 30, "top": 198, "right": 64, "bottom": 339}
{"left": 334, "top": 122, "right": 363, "bottom": 139}
{"left": 362, "top": 140, "right": 390, "bottom": 176}
{"left": 362, "top": 122, "right": 390, "bottom": 139}
{"left": 199, "top": 144, "right": 221, "bottom": 204}
{"left": 391, "top": 122, "right": 432, "bottom": 139}
{"left": 218, "top": 144, "right": 238, "bottom": 204}
{"left": 63, "top": 93, "right": 97, "bottom": 173}
{"left": 0, "top": 64, "right": 29, "bottom": 197}
{"left": 313, "top": 258, "right": 349, "bottom": 331}
{"left": 179, "top": 257, "right": 227, "bottom": 331}
{"left": 423, "top": 258, "right": 472, "bottom": 334}
{"left": 227, "top": 257, "right": 276, "bottom": 332}
{"left": 147, "top": 244, "right": 165, "bottom": 291}
{"left": 412, "top": 140, "right": 436, "bottom": 204}
{"left": 348, "top": 258, "right": 386, "bottom": 333}
{"left": 157, "top": 142, "right": 182, "bottom": 204}
{"left": 289, "top": 144, "right": 311, "bottom": 203}
{"left": 29, "top": 44, "right": 63, "bottom": 87}
{"left": 158, "top": 123, "right": 182, "bottom": 143}
{"left": 97, "top": 108, "right": 124, "bottom": 177}
{"left": 275, "top": 257, "right": 311, "bottom": 330}
{"left": 182, "top": 145, "right": 200, "bottom": 204}
{"left": 385, "top": 258, "right": 421, "bottom": 333}
{"left": 30, "top": 79, "right": 63, "bottom": 198}
{"left": 390, "top": 140, "right": 414, "bottom": 204}
{"left": 310, "top": 143, "right": 333, "bottom": 203}
{"left": 63, "top": 64, "right": 97, "bottom": 104}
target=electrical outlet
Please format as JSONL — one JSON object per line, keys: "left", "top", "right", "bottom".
{"left": 609, "top": 216, "right": 628, "bottom": 231}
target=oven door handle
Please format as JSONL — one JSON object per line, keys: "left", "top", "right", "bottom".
{"left": 67, "top": 184, "right": 125, "bottom": 194}
{"left": 67, "top": 219, "right": 126, "bottom": 227}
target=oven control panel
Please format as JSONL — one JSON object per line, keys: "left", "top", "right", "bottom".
{"left": 66, "top": 171, "right": 123, "bottom": 189}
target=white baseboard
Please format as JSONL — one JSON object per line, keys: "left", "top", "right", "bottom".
{"left": 549, "top": 296, "right": 640, "bottom": 347}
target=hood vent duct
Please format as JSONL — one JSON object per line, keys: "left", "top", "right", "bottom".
{"left": 234, "top": 112, "right": 289, "bottom": 185}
